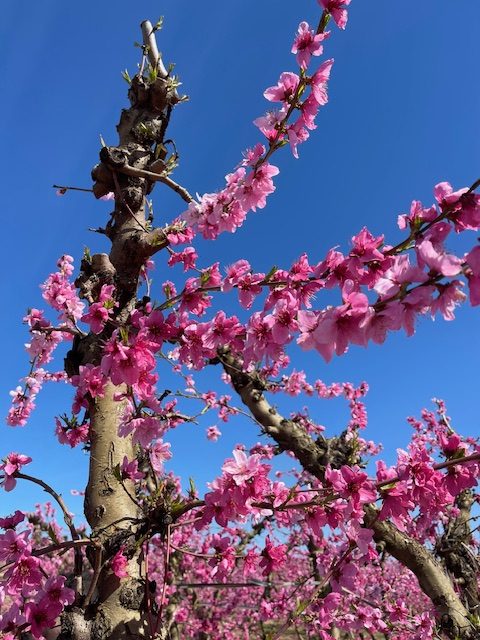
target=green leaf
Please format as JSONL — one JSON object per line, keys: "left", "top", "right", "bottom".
{"left": 112, "top": 463, "right": 122, "bottom": 483}
{"left": 264, "top": 265, "right": 278, "bottom": 282}
{"left": 82, "top": 247, "right": 92, "bottom": 263}
{"left": 47, "top": 524, "right": 60, "bottom": 545}
{"left": 152, "top": 17, "right": 164, "bottom": 32}
{"left": 148, "top": 64, "right": 158, "bottom": 83}
{"left": 121, "top": 69, "right": 132, "bottom": 85}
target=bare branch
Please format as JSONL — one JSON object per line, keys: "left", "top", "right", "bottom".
{"left": 141, "top": 20, "right": 168, "bottom": 78}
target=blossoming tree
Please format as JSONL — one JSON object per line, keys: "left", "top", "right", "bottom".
{"left": 2, "top": 2, "right": 480, "bottom": 639}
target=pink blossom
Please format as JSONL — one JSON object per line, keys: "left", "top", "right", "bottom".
{"left": 465, "top": 245, "right": 480, "bottom": 306}
{"left": 208, "top": 534, "right": 236, "bottom": 581}
{"left": 222, "top": 259, "right": 251, "bottom": 291}
{"left": 326, "top": 464, "right": 376, "bottom": 511}
{"left": 124, "top": 415, "right": 163, "bottom": 447}
{"left": 291, "top": 22, "right": 328, "bottom": 69}
{"left": 111, "top": 547, "right": 129, "bottom": 579}
{"left": 431, "top": 281, "right": 466, "bottom": 321}
{"left": 202, "top": 311, "right": 244, "bottom": 351}
{"left": 42, "top": 575, "right": 75, "bottom": 606}
{"left": 206, "top": 426, "right": 221, "bottom": 441}
{"left": 0, "top": 510, "right": 25, "bottom": 530}
{"left": 244, "top": 312, "right": 281, "bottom": 363}
{"left": 237, "top": 272, "right": 265, "bottom": 309}
{"left": 434, "top": 181, "right": 480, "bottom": 231}
{"left": 397, "top": 199, "right": 437, "bottom": 230}
{"left": 5, "top": 553, "right": 42, "bottom": 594}
{"left": 55, "top": 417, "right": 90, "bottom": 448}
{"left": 259, "top": 536, "right": 287, "bottom": 575}
{"left": 309, "top": 58, "right": 334, "bottom": 105}
{"left": 121, "top": 456, "right": 145, "bottom": 481}
{"left": 374, "top": 255, "right": 427, "bottom": 299}
{"left": 319, "top": 0, "right": 352, "bottom": 29}
{"left": 443, "top": 461, "right": 477, "bottom": 498}
{"left": 238, "top": 164, "right": 279, "bottom": 211}
{"left": 264, "top": 72, "right": 300, "bottom": 104}
{"left": 266, "top": 293, "right": 299, "bottom": 344}
{"left": 81, "top": 302, "right": 110, "bottom": 334}
{"left": 101, "top": 333, "right": 156, "bottom": 386}
{"left": 24, "top": 598, "right": 62, "bottom": 639}
{"left": 149, "top": 440, "right": 172, "bottom": 475}
{"left": 0, "top": 453, "right": 32, "bottom": 492}
{"left": 168, "top": 246, "right": 198, "bottom": 271}
{"left": 0, "top": 528, "right": 31, "bottom": 562}
{"left": 416, "top": 239, "right": 462, "bottom": 276}
{"left": 222, "top": 450, "right": 262, "bottom": 486}
{"left": 41, "top": 256, "right": 84, "bottom": 322}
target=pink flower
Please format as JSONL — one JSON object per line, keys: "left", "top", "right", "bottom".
{"left": 42, "top": 575, "right": 75, "bottom": 606}
{"left": 149, "top": 440, "right": 172, "bottom": 475}
{"left": 202, "top": 311, "right": 245, "bottom": 351}
{"left": 0, "top": 528, "right": 31, "bottom": 562}
{"left": 237, "top": 272, "right": 265, "bottom": 309}
{"left": 431, "top": 281, "right": 466, "bottom": 321}
{"left": 398, "top": 199, "right": 437, "bottom": 230}
{"left": 5, "top": 553, "right": 43, "bottom": 594}
{"left": 81, "top": 302, "right": 110, "bottom": 334}
{"left": 111, "top": 547, "right": 129, "bottom": 579}
{"left": 264, "top": 72, "right": 300, "bottom": 104}
{"left": 465, "top": 245, "right": 480, "bottom": 306}
{"left": 101, "top": 333, "right": 156, "bottom": 386}
{"left": 416, "top": 239, "right": 462, "bottom": 276}
{"left": 259, "top": 536, "right": 287, "bottom": 575}
{"left": 168, "top": 246, "right": 198, "bottom": 271}
{"left": 297, "top": 281, "right": 373, "bottom": 361}
{"left": 291, "top": 22, "right": 328, "bottom": 69}
{"left": 55, "top": 417, "right": 90, "bottom": 448}
{"left": 208, "top": 534, "right": 236, "bottom": 581}
{"left": 0, "top": 453, "right": 32, "bottom": 492}
{"left": 326, "top": 464, "right": 376, "bottom": 511}
{"left": 121, "top": 456, "right": 145, "bottom": 481}
{"left": 266, "top": 293, "right": 299, "bottom": 344}
{"left": 0, "top": 510, "right": 25, "bottom": 529}
{"left": 319, "top": 0, "right": 352, "bottom": 30}
{"left": 24, "top": 598, "right": 62, "bottom": 639}
{"left": 222, "top": 449, "right": 262, "bottom": 486}
{"left": 374, "top": 255, "right": 427, "bottom": 299}
{"left": 309, "top": 59, "right": 334, "bottom": 105}
{"left": 223, "top": 260, "right": 251, "bottom": 291}
{"left": 206, "top": 426, "right": 221, "bottom": 441}
{"left": 126, "top": 415, "right": 163, "bottom": 447}
{"left": 434, "top": 181, "right": 480, "bottom": 231}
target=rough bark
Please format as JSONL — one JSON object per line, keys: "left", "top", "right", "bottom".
{"left": 364, "top": 507, "right": 474, "bottom": 639}
{"left": 437, "top": 490, "right": 480, "bottom": 613}
{"left": 219, "top": 350, "right": 477, "bottom": 639}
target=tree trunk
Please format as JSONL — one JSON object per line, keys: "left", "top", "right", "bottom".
{"left": 61, "top": 23, "right": 179, "bottom": 640}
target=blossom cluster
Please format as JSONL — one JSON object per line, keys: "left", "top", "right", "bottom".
{"left": 0, "top": 507, "right": 75, "bottom": 639}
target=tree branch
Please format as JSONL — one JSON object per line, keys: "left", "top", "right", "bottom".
{"left": 217, "top": 350, "right": 475, "bottom": 639}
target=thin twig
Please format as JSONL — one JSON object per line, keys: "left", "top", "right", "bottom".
{"left": 15, "top": 472, "right": 84, "bottom": 594}
{"left": 141, "top": 20, "right": 168, "bottom": 78}
{"left": 53, "top": 184, "right": 93, "bottom": 194}
{"left": 83, "top": 542, "right": 102, "bottom": 607}
{"left": 154, "top": 523, "right": 172, "bottom": 636}
{"left": 114, "top": 164, "right": 193, "bottom": 203}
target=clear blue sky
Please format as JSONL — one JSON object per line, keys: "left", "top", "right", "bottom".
{"left": 1, "top": 1, "right": 479, "bottom": 518}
